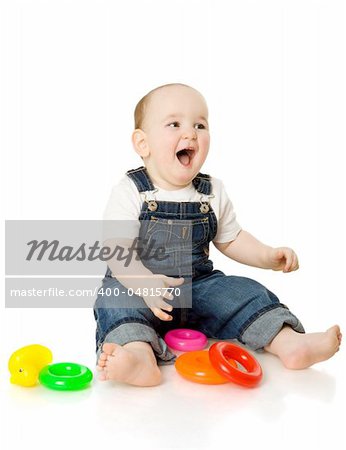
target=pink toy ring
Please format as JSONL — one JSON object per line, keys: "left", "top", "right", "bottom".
{"left": 209, "top": 342, "right": 263, "bottom": 387}
{"left": 164, "top": 329, "right": 208, "bottom": 351}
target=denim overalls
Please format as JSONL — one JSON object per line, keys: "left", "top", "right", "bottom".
{"left": 94, "top": 166, "right": 304, "bottom": 364}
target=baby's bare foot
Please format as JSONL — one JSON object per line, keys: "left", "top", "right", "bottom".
{"left": 268, "top": 325, "right": 342, "bottom": 370}
{"left": 96, "top": 342, "right": 161, "bottom": 386}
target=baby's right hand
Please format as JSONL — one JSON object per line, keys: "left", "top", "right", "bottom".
{"left": 142, "top": 275, "right": 185, "bottom": 321}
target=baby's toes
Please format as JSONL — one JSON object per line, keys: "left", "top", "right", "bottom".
{"left": 338, "top": 332, "right": 342, "bottom": 344}
{"left": 96, "top": 359, "right": 107, "bottom": 369}
{"left": 102, "top": 342, "right": 119, "bottom": 356}
{"left": 99, "top": 352, "right": 108, "bottom": 361}
{"left": 98, "top": 370, "right": 108, "bottom": 381}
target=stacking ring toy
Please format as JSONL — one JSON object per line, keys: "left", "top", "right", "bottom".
{"left": 175, "top": 350, "right": 237, "bottom": 384}
{"left": 209, "top": 342, "right": 263, "bottom": 387}
{"left": 165, "top": 329, "right": 208, "bottom": 351}
{"left": 39, "top": 362, "right": 93, "bottom": 391}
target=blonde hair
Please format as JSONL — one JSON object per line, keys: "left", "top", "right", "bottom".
{"left": 134, "top": 83, "right": 196, "bottom": 130}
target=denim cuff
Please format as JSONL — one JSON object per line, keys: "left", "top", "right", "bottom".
{"left": 240, "top": 305, "right": 305, "bottom": 350}
{"left": 96, "top": 322, "right": 177, "bottom": 366}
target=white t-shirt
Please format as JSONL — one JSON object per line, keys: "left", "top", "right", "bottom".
{"left": 103, "top": 174, "right": 242, "bottom": 243}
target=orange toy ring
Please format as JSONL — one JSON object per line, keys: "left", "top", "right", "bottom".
{"left": 209, "top": 342, "right": 263, "bottom": 387}
{"left": 175, "top": 350, "right": 237, "bottom": 384}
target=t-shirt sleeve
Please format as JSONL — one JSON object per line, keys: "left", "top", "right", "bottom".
{"left": 213, "top": 179, "right": 242, "bottom": 243}
{"left": 102, "top": 176, "right": 141, "bottom": 241}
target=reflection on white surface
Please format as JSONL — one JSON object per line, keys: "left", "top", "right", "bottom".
{"left": 2, "top": 346, "right": 344, "bottom": 450}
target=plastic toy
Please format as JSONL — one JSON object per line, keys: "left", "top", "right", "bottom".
{"left": 8, "top": 344, "right": 53, "bottom": 387}
{"left": 175, "top": 350, "right": 236, "bottom": 384}
{"left": 39, "top": 362, "right": 93, "bottom": 390}
{"left": 209, "top": 342, "right": 263, "bottom": 387}
{"left": 165, "top": 329, "right": 208, "bottom": 351}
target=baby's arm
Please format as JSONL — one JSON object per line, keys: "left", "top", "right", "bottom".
{"left": 214, "top": 230, "right": 299, "bottom": 273}
{"left": 104, "top": 238, "right": 184, "bottom": 321}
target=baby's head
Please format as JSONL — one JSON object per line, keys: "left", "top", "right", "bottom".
{"left": 132, "top": 83, "right": 210, "bottom": 190}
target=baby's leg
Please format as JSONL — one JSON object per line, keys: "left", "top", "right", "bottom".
{"left": 94, "top": 277, "right": 177, "bottom": 387}
{"left": 264, "top": 325, "right": 342, "bottom": 369}
{"left": 191, "top": 273, "right": 342, "bottom": 369}
{"left": 97, "top": 341, "right": 161, "bottom": 386}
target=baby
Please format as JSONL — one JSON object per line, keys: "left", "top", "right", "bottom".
{"left": 94, "top": 83, "right": 342, "bottom": 386}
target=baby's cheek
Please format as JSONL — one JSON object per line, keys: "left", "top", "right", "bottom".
{"left": 200, "top": 135, "right": 210, "bottom": 149}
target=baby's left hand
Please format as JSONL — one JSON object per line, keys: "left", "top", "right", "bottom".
{"left": 268, "top": 247, "right": 299, "bottom": 273}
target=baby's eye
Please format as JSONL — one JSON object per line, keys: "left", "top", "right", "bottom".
{"left": 194, "top": 123, "right": 206, "bottom": 130}
{"left": 168, "top": 121, "right": 180, "bottom": 128}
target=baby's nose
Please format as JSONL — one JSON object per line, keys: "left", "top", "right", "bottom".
{"left": 182, "top": 128, "right": 197, "bottom": 140}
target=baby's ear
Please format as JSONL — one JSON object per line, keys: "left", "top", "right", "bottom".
{"left": 132, "top": 129, "right": 149, "bottom": 158}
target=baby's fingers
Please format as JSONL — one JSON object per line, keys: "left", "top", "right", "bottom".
{"left": 157, "top": 299, "right": 173, "bottom": 313}
{"left": 284, "top": 251, "right": 299, "bottom": 272}
{"left": 151, "top": 306, "right": 173, "bottom": 321}
{"left": 162, "top": 289, "right": 174, "bottom": 301}
{"left": 283, "top": 251, "right": 293, "bottom": 272}
{"left": 292, "top": 253, "right": 299, "bottom": 271}
{"left": 164, "top": 276, "right": 185, "bottom": 287}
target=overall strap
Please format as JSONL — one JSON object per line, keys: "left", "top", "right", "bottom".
{"left": 192, "top": 172, "right": 212, "bottom": 195}
{"left": 126, "top": 166, "right": 155, "bottom": 192}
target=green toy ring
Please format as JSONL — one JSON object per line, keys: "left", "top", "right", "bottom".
{"left": 39, "top": 362, "right": 93, "bottom": 390}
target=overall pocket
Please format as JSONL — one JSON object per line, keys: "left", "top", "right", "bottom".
{"left": 140, "top": 216, "right": 209, "bottom": 249}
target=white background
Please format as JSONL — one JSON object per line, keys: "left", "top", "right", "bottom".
{"left": 1, "top": 0, "right": 345, "bottom": 449}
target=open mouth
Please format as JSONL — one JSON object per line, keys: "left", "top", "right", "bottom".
{"left": 176, "top": 148, "right": 196, "bottom": 166}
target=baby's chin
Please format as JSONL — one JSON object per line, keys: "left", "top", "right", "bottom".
{"left": 154, "top": 169, "right": 195, "bottom": 190}
{"left": 145, "top": 159, "right": 203, "bottom": 189}
{"left": 169, "top": 168, "right": 200, "bottom": 187}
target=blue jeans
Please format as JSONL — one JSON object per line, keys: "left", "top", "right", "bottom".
{"left": 95, "top": 167, "right": 304, "bottom": 364}
{"left": 93, "top": 269, "right": 304, "bottom": 365}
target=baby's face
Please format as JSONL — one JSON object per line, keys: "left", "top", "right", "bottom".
{"left": 139, "top": 85, "right": 210, "bottom": 190}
